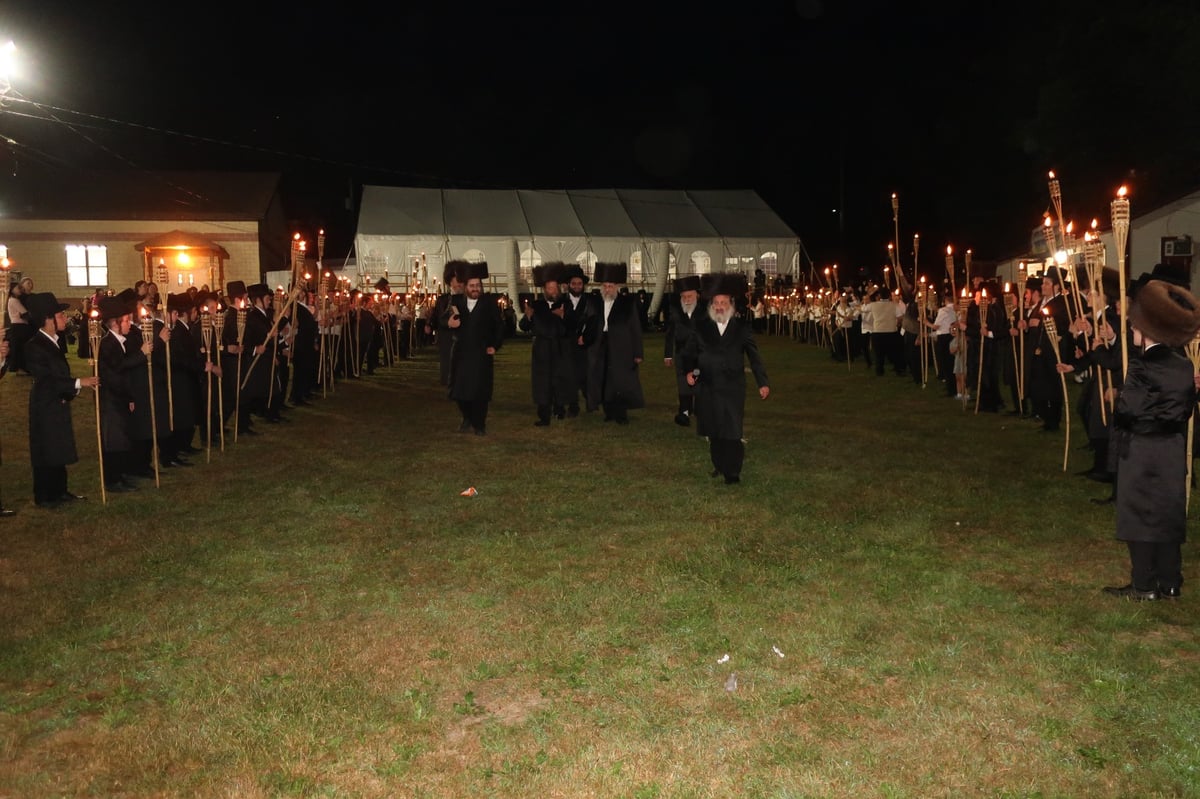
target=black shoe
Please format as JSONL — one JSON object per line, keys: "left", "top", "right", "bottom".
{"left": 534, "top": 419, "right": 550, "bottom": 427}
{"left": 59, "top": 492, "right": 87, "bottom": 502}
{"left": 674, "top": 412, "right": 690, "bottom": 427}
{"left": 474, "top": 427, "right": 486, "bottom": 436}
{"left": 1159, "top": 585, "right": 1182, "bottom": 599}
{"left": 165, "top": 458, "right": 194, "bottom": 468}
{"left": 710, "top": 469, "right": 722, "bottom": 478}
{"left": 105, "top": 482, "right": 137, "bottom": 493}
{"left": 0, "top": 507, "right": 15, "bottom": 517}
{"left": 1086, "top": 471, "right": 1114, "bottom": 483}
{"left": 616, "top": 417, "right": 629, "bottom": 425}
{"left": 1102, "top": 584, "right": 1158, "bottom": 601}
{"left": 567, "top": 405, "right": 579, "bottom": 418}
{"left": 181, "top": 445, "right": 202, "bottom": 454}
{"left": 240, "top": 427, "right": 260, "bottom": 436}
{"left": 34, "top": 498, "right": 62, "bottom": 509}
{"left": 724, "top": 475, "right": 741, "bottom": 484}
{"left": 459, "top": 420, "right": 472, "bottom": 433}
{"left": 554, "top": 406, "right": 565, "bottom": 420}
{"left": 1005, "top": 410, "right": 1022, "bottom": 416}
{"left": 1090, "top": 496, "right": 1115, "bottom": 506}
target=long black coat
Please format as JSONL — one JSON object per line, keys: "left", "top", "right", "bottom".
{"left": 678, "top": 315, "right": 769, "bottom": 440}
{"left": 518, "top": 297, "right": 576, "bottom": 406}
{"left": 1113, "top": 344, "right": 1196, "bottom": 544}
{"left": 240, "top": 306, "right": 275, "bottom": 403}
{"left": 431, "top": 293, "right": 459, "bottom": 385}
{"left": 24, "top": 330, "right": 81, "bottom": 468}
{"left": 586, "top": 293, "right": 644, "bottom": 411}
{"left": 97, "top": 330, "right": 144, "bottom": 453}
{"left": 1027, "top": 293, "right": 1073, "bottom": 405}
{"left": 664, "top": 297, "right": 707, "bottom": 395}
{"left": 446, "top": 294, "right": 504, "bottom": 402}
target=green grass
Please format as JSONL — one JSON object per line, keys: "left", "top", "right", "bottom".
{"left": 1, "top": 334, "right": 1197, "bottom": 798}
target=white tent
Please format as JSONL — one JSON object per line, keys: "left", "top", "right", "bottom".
{"left": 353, "top": 187, "right": 804, "bottom": 312}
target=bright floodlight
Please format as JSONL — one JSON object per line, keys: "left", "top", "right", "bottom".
{"left": 0, "top": 41, "right": 15, "bottom": 94}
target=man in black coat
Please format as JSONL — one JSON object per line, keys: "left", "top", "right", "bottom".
{"left": 585, "top": 262, "right": 644, "bottom": 424}
{"left": 663, "top": 275, "right": 705, "bottom": 426}
{"left": 24, "top": 292, "right": 99, "bottom": 507}
{"left": 429, "top": 262, "right": 466, "bottom": 387}
{"left": 1025, "top": 267, "right": 1073, "bottom": 430}
{"left": 680, "top": 274, "right": 770, "bottom": 484}
{"left": 96, "top": 295, "right": 147, "bottom": 492}
{"left": 562, "top": 264, "right": 595, "bottom": 417}
{"left": 445, "top": 261, "right": 504, "bottom": 435}
{"left": 518, "top": 262, "right": 576, "bottom": 426}
{"left": 1101, "top": 279, "right": 1200, "bottom": 600}
{"left": 289, "top": 292, "right": 319, "bottom": 405}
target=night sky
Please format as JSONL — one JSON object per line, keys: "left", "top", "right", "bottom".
{"left": 3, "top": 1, "right": 1199, "bottom": 281}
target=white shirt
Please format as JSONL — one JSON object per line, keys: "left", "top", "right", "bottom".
{"left": 603, "top": 298, "right": 615, "bottom": 331}
{"left": 717, "top": 320, "right": 729, "bottom": 336}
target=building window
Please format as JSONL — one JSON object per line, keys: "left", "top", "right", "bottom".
{"left": 519, "top": 248, "right": 542, "bottom": 284}
{"left": 66, "top": 245, "right": 108, "bottom": 287}
{"left": 629, "top": 251, "right": 643, "bottom": 283}
{"left": 688, "top": 250, "right": 711, "bottom": 273}
{"left": 760, "top": 251, "right": 779, "bottom": 275}
{"left": 576, "top": 251, "right": 598, "bottom": 279}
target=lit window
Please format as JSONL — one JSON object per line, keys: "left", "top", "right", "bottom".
{"left": 760, "top": 251, "right": 779, "bottom": 275}
{"left": 629, "top": 251, "right": 642, "bottom": 282}
{"left": 519, "top": 248, "right": 542, "bottom": 283}
{"left": 688, "top": 251, "right": 711, "bottom": 273}
{"left": 66, "top": 245, "right": 108, "bottom": 287}
{"left": 575, "top": 251, "right": 598, "bottom": 279}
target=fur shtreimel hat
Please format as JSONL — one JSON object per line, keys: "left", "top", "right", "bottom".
{"left": 461, "top": 261, "right": 489, "bottom": 282}
{"left": 166, "top": 293, "right": 192, "bottom": 313}
{"left": 533, "top": 261, "right": 566, "bottom": 288}
{"left": 674, "top": 275, "right": 702, "bottom": 294}
{"left": 444, "top": 260, "right": 468, "bottom": 283}
{"left": 1129, "top": 279, "right": 1200, "bottom": 347}
{"left": 592, "top": 262, "right": 628, "bottom": 284}
{"left": 703, "top": 272, "right": 749, "bottom": 300}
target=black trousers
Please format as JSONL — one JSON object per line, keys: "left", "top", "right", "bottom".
{"left": 456, "top": 399, "right": 489, "bottom": 432}
{"left": 710, "top": 437, "right": 745, "bottom": 479}
{"left": 1127, "top": 541, "right": 1183, "bottom": 592}
{"left": 32, "top": 465, "right": 68, "bottom": 504}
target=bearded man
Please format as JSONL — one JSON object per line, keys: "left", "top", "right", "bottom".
{"left": 663, "top": 275, "right": 705, "bottom": 426}
{"left": 584, "top": 262, "right": 643, "bottom": 424}
{"left": 680, "top": 273, "right": 770, "bottom": 484}
{"left": 445, "top": 261, "right": 504, "bottom": 435}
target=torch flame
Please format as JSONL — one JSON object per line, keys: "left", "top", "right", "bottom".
{"left": 1044, "top": 216, "right": 1053, "bottom": 228}
{"left": 1048, "top": 170, "right": 1056, "bottom": 179}
{"left": 1117, "top": 185, "right": 1128, "bottom": 198}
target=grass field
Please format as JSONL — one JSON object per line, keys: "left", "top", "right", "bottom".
{"left": 1, "top": 332, "right": 1196, "bottom": 798}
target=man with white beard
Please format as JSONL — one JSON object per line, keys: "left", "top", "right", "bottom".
{"left": 663, "top": 275, "right": 706, "bottom": 426}
{"left": 584, "top": 262, "right": 644, "bottom": 424}
{"left": 680, "top": 273, "right": 770, "bottom": 484}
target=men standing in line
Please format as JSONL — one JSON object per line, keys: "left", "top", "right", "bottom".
{"left": 518, "top": 262, "right": 575, "bottom": 426}
{"left": 663, "top": 275, "right": 705, "bottom": 426}
{"left": 96, "top": 295, "right": 146, "bottom": 493}
{"left": 289, "top": 288, "right": 319, "bottom": 405}
{"left": 562, "top": 264, "right": 595, "bottom": 417}
{"left": 585, "top": 262, "right": 644, "bottom": 424}
{"left": 445, "top": 261, "right": 504, "bottom": 435}
{"left": 1025, "top": 267, "right": 1073, "bottom": 430}
{"left": 679, "top": 273, "right": 770, "bottom": 485}
{"left": 221, "top": 281, "right": 256, "bottom": 437}
{"left": 241, "top": 282, "right": 279, "bottom": 424}
{"left": 24, "top": 292, "right": 99, "bottom": 507}
{"left": 429, "top": 261, "right": 465, "bottom": 386}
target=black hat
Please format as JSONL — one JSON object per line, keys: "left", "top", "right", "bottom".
{"left": 226, "top": 280, "right": 247, "bottom": 300}
{"left": 461, "top": 261, "right": 489, "bottom": 282}
{"left": 1129, "top": 279, "right": 1200, "bottom": 347}
{"left": 193, "top": 290, "right": 215, "bottom": 311}
{"left": 98, "top": 295, "right": 129, "bottom": 321}
{"left": 674, "top": 275, "right": 702, "bottom": 294}
{"left": 247, "top": 283, "right": 271, "bottom": 300}
{"left": 532, "top": 262, "right": 565, "bottom": 288}
{"left": 1025, "top": 276, "right": 1042, "bottom": 292}
{"left": 25, "top": 292, "right": 70, "bottom": 321}
{"left": 1043, "top": 266, "right": 1063, "bottom": 287}
{"left": 704, "top": 272, "right": 749, "bottom": 300}
{"left": 166, "top": 293, "right": 191, "bottom": 313}
{"left": 373, "top": 277, "right": 390, "bottom": 292}
{"left": 444, "top": 260, "right": 468, "bottom": 283}
{"left": 593, "top": 262, "right": 628, "bottom": 284}
{"left": 562, "top": 264, "right": 588, "bottom": 285}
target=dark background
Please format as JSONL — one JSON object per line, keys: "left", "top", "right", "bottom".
{"left": 2, "top": 0, "right": 1199, "bottom": 281}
